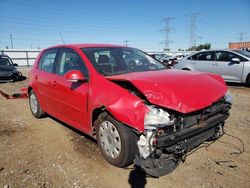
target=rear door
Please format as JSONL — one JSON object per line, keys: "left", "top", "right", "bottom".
{"left": 51, "top": 48, "right": 90, "bottom": 132}
{"left": 213, "top": 51, "right": 244, "bottom": 81}
{"left": 35, "top": 48, "right": 59, "bottom": 112}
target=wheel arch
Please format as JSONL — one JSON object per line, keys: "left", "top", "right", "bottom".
{"left": 27, "top": 86, "right": 33, "bottom": 94}
{"left": 246, "top": 72, "right": 250, "bottom": 86}
{"left": 91, "top": 106, "right": 142, "bottom": 138}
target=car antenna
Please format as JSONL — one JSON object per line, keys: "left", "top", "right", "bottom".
{"left": 58, "top": 30, "right": 65, "bottom": 44}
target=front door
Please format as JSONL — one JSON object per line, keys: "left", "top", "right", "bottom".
{"left": 51, "top": 48, "right": 90, "bottom": 132}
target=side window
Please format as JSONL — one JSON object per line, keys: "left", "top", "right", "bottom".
{"left": 187, "top": 54, "right": 197, "bottom": 60}
{"left": 215, "top": 51, "right": 236, "bottom": 61}
{"left": 196, "top": 52, "right": 214, "bottom": 61}
{"left": 39, "top": 49, "right": 58, "bottom": 73}
{"left": 215, "top": 51, "right": 247, "bottom": 62}
{"left": 56, "top": 49, "right": 88, "bottom": 76}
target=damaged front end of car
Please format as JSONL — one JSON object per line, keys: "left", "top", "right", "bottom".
{"left": 134, "top": 93, "right": 232, "bottom": 177}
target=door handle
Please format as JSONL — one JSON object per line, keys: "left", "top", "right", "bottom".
{"left": 191, "top": 62, "right": 195, "bottom": 64}
{"left": 212, "top": 63, "right": 218, "bottom": 66}
{"left": 51, "top": 81, "right": 57, "bottom": 87}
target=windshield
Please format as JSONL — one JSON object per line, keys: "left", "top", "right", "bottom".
{"left": 0, "top": 57, "right": 13, "bottom": 66}
{"left": 233, "top": 50, "right": 250, "bottom": 58}
{"left": 82, "top": 47, "right": 166, "bottom": 76}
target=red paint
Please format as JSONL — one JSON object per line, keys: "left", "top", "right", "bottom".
{"left": 107, "top": 69, "right": 227, "bottom": 113}
{"left": 64, "top": 70, "right": 86, "bottom": 82}
{"left": 0, "top": 89, "right": 28, "bottom": 99}
{"left": 28, "top": 44, "right": 228, "bottom": 135}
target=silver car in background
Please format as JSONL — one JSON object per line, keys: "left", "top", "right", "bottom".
{"left": 173, "top": 50, "right": 250, "bottom": 85}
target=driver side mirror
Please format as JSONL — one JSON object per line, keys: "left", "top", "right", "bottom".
{"left": 64, "top": 70, "right": 87, "bottom": 82}
{"left": 231, "top": 58, "right": 240, "bottom": 64}
{"left": 13, "top": 63, "right": 18, "bottom": 66}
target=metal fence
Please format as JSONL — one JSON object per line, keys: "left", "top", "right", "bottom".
{"left": 0, "top": 49, "right": 41, "bottom": 67}
{"left": 0, "top": 49, "right": 196, "bottom": 67}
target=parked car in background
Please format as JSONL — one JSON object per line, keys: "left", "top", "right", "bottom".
{"left": 149, "top": 53, "right": 176, "bottom": 67}
{"left": 28, "top": 44, "right": 231, "bottom": 177}
{"left": 173, "top": 49, "right": 250, "bottom": 85}
{"left": 0, "top": 54, "right": 24, "bottom": 82}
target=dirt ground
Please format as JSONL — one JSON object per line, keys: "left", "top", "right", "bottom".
{"left": 0, "top": 68, "right": 250, "bottom": 188}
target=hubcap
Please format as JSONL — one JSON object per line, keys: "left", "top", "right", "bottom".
{"left": 99, "top": 121, "right": 121, "bottom": 159}
{"left": 30, "top": 93, "right": 38, "bottom": 114}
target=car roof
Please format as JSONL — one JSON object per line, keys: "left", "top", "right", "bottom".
{"left": 185, "top": 49, "right": 250, "bottom": 59}
{"left": 192, "top": 49, "right": 243, "bottom": 53}
{"left": 0, "top": 54, "right": 10, "bottom": 58}
{"left": 47, "top": 43, "right": 124, "bottom": 50}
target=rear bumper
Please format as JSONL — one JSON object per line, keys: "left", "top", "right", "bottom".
{"left": 155, "top": 113, "right": 229, "bottom": 149}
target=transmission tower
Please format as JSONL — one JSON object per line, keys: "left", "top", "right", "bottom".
{"left": 238, "top": 32, "right": 246, "bottom": 42}
{"left": 186, "top": 13, "right": 200, "bottom": 49}
{"left": 162, "top": 17, "right": 174, "bottom": 50}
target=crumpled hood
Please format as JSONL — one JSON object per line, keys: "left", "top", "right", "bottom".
{"left": 107, "top": 69, "right": 228, "bottom": 113}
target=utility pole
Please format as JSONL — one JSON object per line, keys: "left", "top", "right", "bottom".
{"left": 10, "top": 34, "right": 13, "bottom": 49}
{"left": 162, "top": 17, "right": 174, "bottom": 51}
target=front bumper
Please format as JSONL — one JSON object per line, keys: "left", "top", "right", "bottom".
{"left": 134, "top": 111, "right": 229, "bottom": 177}
{"left": 0, "top": 71, "right": 23, "bottom": 82}
{"left": 156, "top": 113, "right": 229, "bottom": 149}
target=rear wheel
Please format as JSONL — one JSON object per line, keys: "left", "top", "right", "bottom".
{"left": 96, "top": 113, "right": 139, "bottom": 167}
{"left": 29, "top": 89, "right": 45, "bottom": 118}
{"left": 246, "top": 74, "right": 250, "bottom": 87}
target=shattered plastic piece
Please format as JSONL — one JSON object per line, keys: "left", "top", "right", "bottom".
{"left": 0, "top": 89, "right": 28, "bottom": 99}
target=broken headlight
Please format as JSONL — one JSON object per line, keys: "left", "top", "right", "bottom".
{"left": 224, "top": 90, "right": 232, "bottom": 104}
{"left": 144, "top": 106, "right": 173, "bottom": 127}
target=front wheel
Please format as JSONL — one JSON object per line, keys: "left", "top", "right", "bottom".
{"left": 96, "top": 113, "right": 139, "bottom": 167}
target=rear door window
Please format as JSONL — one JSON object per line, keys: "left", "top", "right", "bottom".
{"left": 39, "top": 49, "right": 58, "bottom": 73}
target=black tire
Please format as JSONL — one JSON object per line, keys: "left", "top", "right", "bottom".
{"left": 96, "top": 113, "right": 139, "bottom": 167}
{"left": 246, "top": 74, "right": 250, "bottom": 87}
{"left": 29, "top": 89, "right": 45, "bottom": 118}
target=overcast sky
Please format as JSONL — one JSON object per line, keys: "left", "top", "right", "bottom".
{"left": 0, "top": 0, "right": 249, "bottom": 51}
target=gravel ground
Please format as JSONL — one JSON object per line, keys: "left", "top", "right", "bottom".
{"left": 0, "top": 68, "right": 250, "bottom": 188}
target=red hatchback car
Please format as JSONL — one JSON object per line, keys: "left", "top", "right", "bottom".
{"left": 28, "top": 44, "right": 231, "bottom": 177}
